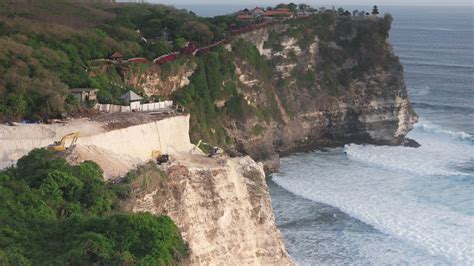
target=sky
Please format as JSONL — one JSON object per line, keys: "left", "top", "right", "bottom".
{"left": 146, "top": 0, "right": 472, "bottom": 7}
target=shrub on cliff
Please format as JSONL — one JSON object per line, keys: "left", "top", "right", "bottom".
{"left": 0, "top": 149, "right": 187, "bottom": 265}
{"left": 173, "top": 47, "right": 240, "bottom": 146}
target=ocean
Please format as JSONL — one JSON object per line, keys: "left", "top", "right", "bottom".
{"left": 180, "top": 5, "right": 474, "bottom": 264}
{"left": 270, "top": 6, "right": 474, "bottom": 265}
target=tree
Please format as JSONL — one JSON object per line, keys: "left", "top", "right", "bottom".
{"left": 337, "top": 7, "right": 345, "bottom": 16}
{"left": 379, "top": 13, "right": 394, "bottom": 38}
{"left": 185, "top": 21, "right": 214, "bottom": 45}
{"left": 298, "top": 4, "right": 312, "bottom": 12}
{"left": 288, "top": 3, "right": 298, "bottom": 12}
{"left": 174, "top": 37, "right": 187, "bottom": 49}
{"left": 0, "top": 149, "right": 187, "bottom": 264}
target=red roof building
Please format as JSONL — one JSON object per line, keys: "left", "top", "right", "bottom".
{"left": 236, "top": 14, "right": 253, "bottom": 20}
{"left": 263, "top": 8, "right": 293, "bottom": 17}
{"left": 251, "top": 7, "right": 265, "bottom": 16}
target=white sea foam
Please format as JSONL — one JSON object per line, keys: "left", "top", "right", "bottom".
{"left": 414, "top": 121, "right": 473, "bottom": 141}
{"left": 345, "top": 121, "right": 474, "bottom": 177}
{"left": 273, "top": 122, "right": 474, "bottom": 264}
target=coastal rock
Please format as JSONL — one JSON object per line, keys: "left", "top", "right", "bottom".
{"left": 121, "top": 60, "right": 196, "bottom": 97}
{"left": 225, "top": 17, "right": 418, "bottom": 172}
{"left": 123, "top": 156, "right": 294, "bottom": 265}
{"left": 402, "top": 137, "right": 421, "bottom": 148}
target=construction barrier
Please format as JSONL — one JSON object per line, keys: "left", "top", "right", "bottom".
{"left": 94, "top": 100, "right": 173, "bottom": 113}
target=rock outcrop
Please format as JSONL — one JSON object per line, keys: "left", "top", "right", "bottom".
{"left": 123, "top": 155, "right": 293, "bottom": 265}
{"left": 125, "top": 61, "right": 196, "bottom": 97}
{"left": 87, "top": 16, "right": 417, "bottom": 174}
{"left": 0, "top": 115, "right": 294, "bottom": 264}
{"left": 224, "top": 15, "right": 418, "bottom": 172}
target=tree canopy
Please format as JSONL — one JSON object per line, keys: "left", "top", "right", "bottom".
{"left": 0, "top": 149, "right": 187, "bottom": 265}
{"left": 0, "top": 0, "right": 229, "bottom": 122}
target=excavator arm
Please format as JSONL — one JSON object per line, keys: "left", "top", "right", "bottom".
{"left": 48, "top": 132, "right": 79, "bottom": 151}
{"left": 192, "top": 139, "right": 222, "bottom": 157}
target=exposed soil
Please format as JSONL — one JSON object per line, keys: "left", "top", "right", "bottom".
{"left": 91, "top": 111, "right": 181, "bottom": 131}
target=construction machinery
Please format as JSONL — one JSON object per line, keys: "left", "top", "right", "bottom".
{"left": 47, "top": 132, "right": 79, "bottom": 152}
{"left": 193, "top": 140, "right": 223, "bottom": 158}
{"left": 151, "top": 150, "right": 169, "bottom": 165}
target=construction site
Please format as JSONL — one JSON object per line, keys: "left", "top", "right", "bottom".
{"left": 0, "top": 110, "right": 224, "bottom": 179}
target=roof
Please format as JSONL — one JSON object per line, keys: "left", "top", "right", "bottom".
{"left": 251, "top": 7, "right": 265, "bottom": 14}
{"left": 70, "top": 88, "right": 98, "bottom": 93}
{"left": 110, "top": 51, "right": 123, "bottom": 59}
{"left": 120, "top": 90, "right": 143, "bottom": 102}
{"left": 237, "top": 14, "right": 253, "bottom": 20}
{"left": 236, "top": 10, "right": 250, "bottom": 15}
{"left": 263, "top": 10, "right": 293, "bottom": 16}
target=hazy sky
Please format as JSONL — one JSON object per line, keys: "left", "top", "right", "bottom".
{"left": 148, "top": 0, "right": 472, "bottom": 6}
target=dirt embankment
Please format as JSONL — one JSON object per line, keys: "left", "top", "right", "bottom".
{"left": 0, "top": 114, "right": 193, "bottom": 179}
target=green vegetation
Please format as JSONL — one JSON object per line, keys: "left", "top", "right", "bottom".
{"left": 0, "top": 149, "right": 187, "bottom": 265}
{"left": 251, "top": 124, "right": 265, "bottom": 136}
{"left": 286, "top": 12, "right": 335, "bottom": 49}
{"left": 0, "top": 0, "right": 230, "bottom": 122}
{"left": 0, "top": 0, "right": 397, "bottom": 151}
{"left": 233, "top": 39, "right": 272, "bottom": 80}
{"left": 280, "top": 11, "right": 394, "bottom": 96}
{"left": 263, "top": 31, "right": 284, "bottom": 52}
{"left": 173, "top": 46, "right": 244, "bottom": 145}
{"left": 172, "top": 40, "right": 279, "bottom": 145}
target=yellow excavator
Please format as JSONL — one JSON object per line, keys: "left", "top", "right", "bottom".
{"left": 47, "top": 132, "right": 79, "bottom": 152}
{"left": 151, "top": 150, "right": 170, "bottom": 165}
{"left": 193, "top": 140, "right": 223, "bottom": 157}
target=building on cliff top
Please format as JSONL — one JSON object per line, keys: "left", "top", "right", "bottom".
{"left": 236, "top": 14, "right": 253, "bottom": 20}
{"left": 263, "top": 8, "right": 293, "bottom": 18}
{"left": 372, "top": 5, "right": 380, "bottom": 16}
{"left": 109, "top": 51, "right": 123, "bottom": 60}
{"left": 120, "top": 90, "right": 143, "bottom": 111}
{"left": 236, "top": 7, "right": 293, "bottom": 20}
{"left": 251, "top": 7, "right": 265, "bottom": 16}
{"left": 70, "top": 88, "right": 98, "bottom": 103}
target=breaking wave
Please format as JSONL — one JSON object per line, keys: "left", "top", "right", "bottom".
{"left": 272, "top": 121, "right": 474, "bottom": 264}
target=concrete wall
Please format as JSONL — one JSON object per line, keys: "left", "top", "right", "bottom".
{"left": 77, "top": 115, "right": 193, "bottom": 162}
{"left": 94, "top": 100, "right": 173, "bottom": 113}
{"left": 0, "top": 115, "right": 193, "bottom": 169}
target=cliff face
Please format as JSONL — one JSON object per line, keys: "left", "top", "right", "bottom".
{"left": 1, "top": 115, "right": 294, "bottom": 264}
{"left": 124, "top": 61, "right": 196, "bottom": 97}
{"left": 123, "top": 156, "right": 293, "bottom": 265}
{"left": 224, "top": 15, "right": 417, "bottom": 171}
{"left": 107, "top": 15, "right": 417, "bottom": 173}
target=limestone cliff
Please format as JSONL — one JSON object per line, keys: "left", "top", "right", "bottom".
{"left": 94, "top": 14, "right": 417, "bottom": 173}
{"left": 0, "top": 115, "right": 294, "bottom": 264}
{"left": 223, "top": 15, "right": 418, "bottom": 171}
{"left": 124, "top": 60, "right": 196, "bottom": 97}
{"left": 122, "top": 155, "right": 293, "bottom": 265}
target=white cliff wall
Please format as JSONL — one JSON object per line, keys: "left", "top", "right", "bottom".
{"left": 0, "top": 115, "right": 193, "bottom": 171}
{"left": 77, "top": 115, "right": 193, "bottom": 161}
{"left": 128, "top": 156, "right": 294, "bottom": 265}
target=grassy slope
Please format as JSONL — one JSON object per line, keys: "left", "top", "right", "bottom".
{"left": 0, "top": 0, "right": 228, "bottom": 121}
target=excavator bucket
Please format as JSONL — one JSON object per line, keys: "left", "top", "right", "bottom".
{"left": 151, "top": 150, "right": 169, "bottom": 165}
{"left": 47, "top": 132, "right": 79, "bottom": 152}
